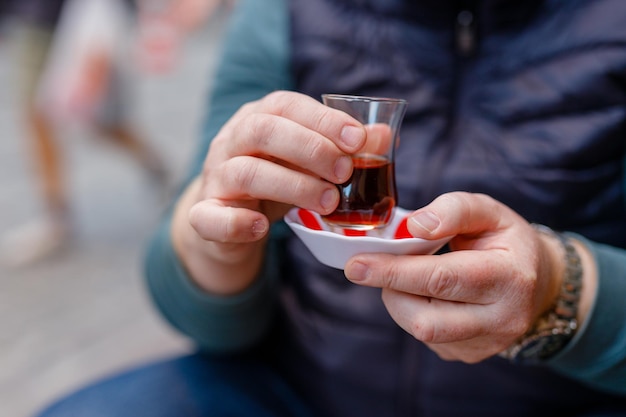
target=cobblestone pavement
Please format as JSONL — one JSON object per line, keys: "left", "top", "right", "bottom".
{"left": 0, "top": 16, "right": 227, "bottom": 417}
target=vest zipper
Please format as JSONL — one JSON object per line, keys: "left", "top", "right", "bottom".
{"left": 456, "top": 8, "right": 476, "bottom": 57}
{"left": 422, "top": 4, "right": 479, "bottom": 204}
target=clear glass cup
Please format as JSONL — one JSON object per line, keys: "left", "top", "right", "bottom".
{"left": 321, "top": 94, "right": 407, "bottom": 230}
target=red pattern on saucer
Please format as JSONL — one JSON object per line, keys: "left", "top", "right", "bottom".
{"left": 297, "top": 208, "right": 411, "bottom": 239}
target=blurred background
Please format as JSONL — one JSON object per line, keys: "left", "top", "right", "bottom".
{"left": 0, "top": 1, "right": 229, "bottom": 416}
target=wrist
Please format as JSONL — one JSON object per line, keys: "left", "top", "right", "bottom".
{"left": 500, "top": 224, "right": 583, "bottom": 364}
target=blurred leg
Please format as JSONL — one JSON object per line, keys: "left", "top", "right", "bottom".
{"left": 94, "top": 67, "right": 168, "bottom": 188}
{"left": 98, "top": 124, "right": 168, "bottom": 184}
{"left": 15, "top": 21, "right": 69, "bottom": 220}
{"left": 0, "top": 23, "right": 70, "bottom": 266}
{"left": 35, "top": 352, "right": 317, "bottom": 417}
{"left": 28, "top": 104, "right": 69, "bottom": 223}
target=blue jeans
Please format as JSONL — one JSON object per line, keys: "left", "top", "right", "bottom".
{"left": 35, "top": 352, "right": 317, "bottom": 417}
{"left": 34, "top": 350, "right": 626, "bottom": 417}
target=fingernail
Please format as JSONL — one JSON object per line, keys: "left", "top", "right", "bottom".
{"left": 334, "top": 156, "right": 352, "bottom": 181}
{"left": 340, "top": 125, "right": 364, "bottom": 150}
{"left": 346, "top": 261, "right": 369, "bottom": 282}
{"left": 320, "top": 188, "right": 337, "bottom": 211}
{"left": 410, "top": 211, "right": 441, "bottom": 233}
{"left": 252, "top": 219, "right": 267, "bottom": 237}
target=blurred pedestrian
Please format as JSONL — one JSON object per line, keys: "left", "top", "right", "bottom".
{"left": 136, "top": 0, "right": 235, "bottom": 74}
{"left": 0, "top": 0, "right": 168, "bottom": 266}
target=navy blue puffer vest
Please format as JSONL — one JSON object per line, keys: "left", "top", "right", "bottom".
{"left": 275, "top": 0, "right": 626, "bottom": 416}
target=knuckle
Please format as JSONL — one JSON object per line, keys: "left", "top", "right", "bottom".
{"left": 188, "top": 204, "right": 204, "bottom": 234}
{"left": 373, "top": 259, "right": 402, "bottom": 289}
{"left": 494, "top": 303, "right": 531, "bottom": 339}
{"left": 506, "top": 313, "right": 531, "bottom": 338}
{"left": 221, "top": 207, "right": 239, "bottom": 242}
{"left": 519, "top": 267, "right": 539, "bottom": 290}
{"left": 303, "top": 134, "right": 326, "bottom": 161}
{"left": 188, "top": 203, "right": 219, "bottom": 241}
{"left": 513, "top": 318, "right": 530, "bottom": 337}
{"left": 426, "top": 264, "right": 459, "bottom": 299}
{"left": 474, "top": 192, "right": 497, "bottom": 206}
{"left": 432, "top": 349, "right": 455, "bottom": 362}
{"left": 437, "top": 192, "right": 463, "bottom": 208}
{"left": 276, "top": 175, "right": 311, "bottom": 204}
{"left": 228, "top": 157, "right": 258, "bottom": 193}
{"left": 243, "top": 113, "right": 276, "bottom": 148}
{"left": 411, "top": 319, "right": 437, "bottom": 344}
{"left": 262, "top": 90, "right": 295, "bottom": 114}
{"left": 460, "top": 355, "right": 483, "bottom": 365}
{"left": 310, "top": 106, "right": 336, "bottom": 134}
{"left": 288, "top": 174, "right": 309, "bottom": 199}
{"left": 238, "top": 101, "right": 257, "bottom": 115}
{"left": 188, "top": 204, "right": 249, "bottom": 244}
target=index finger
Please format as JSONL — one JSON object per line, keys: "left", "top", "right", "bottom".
{"left": 407, "top": 192, "right": 522, "bottom": 240}
{"left": 257, "top": 91, "right": 366, "bottom": 153}
{"left": 344, "top": 251, "right": 510, "bottom": 305}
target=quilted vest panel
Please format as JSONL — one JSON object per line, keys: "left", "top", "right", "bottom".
{"left": 277, "top": 1, "right": 626, "bottom": 416}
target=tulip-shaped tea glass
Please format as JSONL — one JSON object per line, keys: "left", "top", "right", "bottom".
{"left": 322, "top": 94, "right": 407, "bottom": 230}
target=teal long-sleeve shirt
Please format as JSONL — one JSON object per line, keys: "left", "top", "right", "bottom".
{"left": 145, "top": 0, "right": 626, "bottom": 396}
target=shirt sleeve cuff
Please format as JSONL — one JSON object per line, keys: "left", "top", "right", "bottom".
{"left": 547, "top": 234, "right": 626, "bottom": 395}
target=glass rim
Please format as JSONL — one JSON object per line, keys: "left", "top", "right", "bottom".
{"left": 322, "top": 94, "right": 407, "bottom": 104}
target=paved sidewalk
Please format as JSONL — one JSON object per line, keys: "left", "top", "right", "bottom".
{"left": 0, "top": 17, "right": 226, "bottom": 417}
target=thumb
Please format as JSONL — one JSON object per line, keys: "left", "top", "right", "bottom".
{"left": 408, "top": 192, "right": 509, "bottom": 239}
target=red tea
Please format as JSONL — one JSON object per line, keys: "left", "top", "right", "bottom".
{"left": 323, "top": 155, "right": 396, "bottom": 230}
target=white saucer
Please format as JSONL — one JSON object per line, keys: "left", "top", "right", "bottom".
{"left": 284, "top": 207, "right": 451, "bottom": 270}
